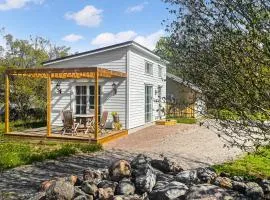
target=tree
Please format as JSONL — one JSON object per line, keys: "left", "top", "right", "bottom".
{"left": 0, "top": 30, "right": 70, "bottom": 120}
{"left": 162, "top": 0, "right": 270, "bottom": 150}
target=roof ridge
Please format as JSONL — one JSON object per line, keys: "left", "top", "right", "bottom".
{"left": 42, "top": 40, "right": 162, "bottom": 65}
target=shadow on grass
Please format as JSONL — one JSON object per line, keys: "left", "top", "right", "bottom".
{"left": 13, "top": 121, "right": 46, "bottom": 129}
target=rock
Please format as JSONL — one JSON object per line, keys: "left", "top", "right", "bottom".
{"left": 245, "top": 182, "right": 264, "bottom": 199}
{"left": 132, "top": 164, "right": 156, "bottom": 194}
{"left": 81, "top": 181, "right": 98, "bottom": 196}
{"left": 156, "top": 173, "right": 174, "bottom": 182}
{"left": 116, "top": 179, "right": 135, "bottom": 195}
{"left": 113, "top": 194, "right": 147, "bottom": 200}
{"left": 185, "top": 184, "right": 245, "bottom": 200}
{"left": 66, "top": 175, "right": 81, "bottom": 186}
{"left": 214, "top": 176, "right": 233, "bottom": 189}
{"left": 259, "top": 179, "right": 270, "bottom": 192}
{"left": 110, "top": 160, "right": 132, "bottom": 181}
{"left": 74, "top": 195, "right": 94, "bottom": 200}
{"left": 175, "top": 169, "right": 198, "bottom": 185}
{"left": 259, "top": 179, "right": 270, "bottom": 199}
{"left": 28, "top": 192, "right": 46, "bottom": 200}
{"left": 196, "top": 167, "right": 217, "bottom": 183}
{"left": 220, "top": 172, "right": 230, "bottom": 177}
{"left": 83, "top": 168, "right": 109, "bottom": 183}
{"left": 73, "top": 186, "right": 94, "bottom": 200}
{"left": 98, "top": 180, "right": 118, "bottom": 192}
{"left": 74, "top": 186, "right": 86, "bottom": 197}
{"left": 113, "top": 196, "right": 124, "bottom": 200}
{"left": 151, "top": 157, "right": 183, "bottom": 175}
{"left": 131, "top": 154, "right": 152, "bottom": 169}
{"left": 40, "top": 180, "right": 55, "bottom": 192}
{"left": 45, "top": 180, "right": 75, "bottom": 200}
{"left": 232, "top": 181, "right": 248, "bottom": 194}
{"left": 98, "top": 187, "right": 114, "bottom": 200}
{"left": 232, "top": 176, "right": 245, "bottom": 182}
{"left": 149, "top": 181, "right": 188, "bottom": 200}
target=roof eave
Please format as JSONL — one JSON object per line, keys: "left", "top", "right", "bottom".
{"left": 42, "top": 41, "right": 169, "bottom": 66}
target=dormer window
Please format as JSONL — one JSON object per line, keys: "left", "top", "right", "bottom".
{"left": 145, "top": 61, "right": 153, "bottom": 75}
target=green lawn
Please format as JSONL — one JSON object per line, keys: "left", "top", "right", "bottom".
{"left": 0, "top": 121, "right": 102, "bottom": 171}
{"left": 0, "top": 140, "right": 102, "bottom": 171}
{"left": 213, "top": 145, "right": 270, "bottom": 180}
{"left": 0, "top": 120, "right": 46, "bottom": 135}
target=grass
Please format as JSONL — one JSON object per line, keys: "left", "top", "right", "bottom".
{"left": 0, "top": 120, "right": 46, "bottom": 135}
{"left": 0, "top": 140, "right": 102, "bottom": 171}
{"left": 213, "top": 145, "right": 270, "bottom": 180}
{"left": 167, "top": 117, "right": 197, "bottom": 124}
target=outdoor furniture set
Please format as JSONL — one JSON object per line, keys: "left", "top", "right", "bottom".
{"left": 60, "top": 110, "right": 108, "bottom": 136}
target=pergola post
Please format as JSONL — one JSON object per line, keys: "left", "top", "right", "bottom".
{"left": 47, "top": 77, "right": 51, "bottom": 136}
{"left": 94, "top": 71, "right": 99, "bottom": 140}
{"left": 5, "top": 74, "right": 10, "bottom": 133}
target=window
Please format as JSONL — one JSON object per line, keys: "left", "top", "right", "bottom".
{"left": 75, "top": 85, "right": 101, "bottom": 115}
{"left": 145, "top": 61, "right": 153, "bottom": 75}
{"left": 158, "top": 65, "right": 162, "bottom": 77}
{"left": 75, "top": 86, "right": 87, "bottom": 114}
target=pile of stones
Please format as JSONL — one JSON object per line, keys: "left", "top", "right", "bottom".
{"left": 29, "top": 154, "right": 270, "bottom": 200}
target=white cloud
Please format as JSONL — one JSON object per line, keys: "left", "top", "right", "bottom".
{"left": 91, "top": 30, "right": 164, "bottom": 50}
{"left": 134, "top": 30, "right": 165, "bottom": 50}
{"left": 91, "top": 31, "right": 137, "bottom": 46}
{"left": 65, "top": 5, "right": 103, "bottom": 27}
{"left": 126, "top": 1, "right": 148, "bottom": 13}
{"left": 0, "top": 0, "right": 44, "bottom": 11}
{"left": 62, "top": 34, "right": 84, "bottom": 42}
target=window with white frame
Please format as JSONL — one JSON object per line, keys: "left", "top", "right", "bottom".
{"left": 75, "top": 86, "right": 87, "bottom": 114}
{"left": 145, "top": 61, "right": 153, "bottom": 75}
{"left": 158, "top": 65, "right": 162, "bottom": 77}
{"left": 75, "top": 85, "right": 101, "bottom": 116}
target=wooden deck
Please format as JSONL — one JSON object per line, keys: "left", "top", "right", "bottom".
{"left": 4, "top": 126, "right": 128, "bottom": 144}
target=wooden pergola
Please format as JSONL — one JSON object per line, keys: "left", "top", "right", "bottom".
{"left": 4, "top": 67, "right": 127, "bottom": 140}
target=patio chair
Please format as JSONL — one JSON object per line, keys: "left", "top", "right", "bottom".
{"left": 84, "top": 109, "right": 95, "bottom": 134}
{"left": 84, "top": 111, "right": 108, "bottom": 135}
{"left": 61, "top": 110, "right": 79, "bottom": 136}
{"left": 99, "top": 111, "right": 108, "bottom": 130}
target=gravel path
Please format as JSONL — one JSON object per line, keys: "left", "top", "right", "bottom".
{"left": 104, "top": 124, "right": 243, "bottom": 169}
{"left": 0, "top": 124, "right": 243, "bottom": 199}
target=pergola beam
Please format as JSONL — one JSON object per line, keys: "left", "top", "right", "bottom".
{"left": 5, "top": 74, "right": 9, "bottom": 133}
{"left": 94, "top": 72, "right": 99, "bottom": 140}
{"left": 5, "top": 67, "right": 127, "bottom": 79}
{"left": 47, "top": 77, "right": 51, "bottom": 136}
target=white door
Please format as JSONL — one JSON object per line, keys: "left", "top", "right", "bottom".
{"left": 145, "top": 85, "right": 153, "bottom": 123}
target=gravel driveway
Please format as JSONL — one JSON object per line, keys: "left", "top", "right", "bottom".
{"left": 104, "top": 124, "right": 243, "bottom": 169}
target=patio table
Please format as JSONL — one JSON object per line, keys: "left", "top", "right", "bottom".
{"left": 74, "top": 114, "right": 94, "bottom": 127}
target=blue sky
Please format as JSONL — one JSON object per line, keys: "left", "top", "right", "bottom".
{"left": 0, "top": 0, "right": 169, "bottom": 53}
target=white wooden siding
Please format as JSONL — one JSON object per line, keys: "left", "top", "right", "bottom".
{"left": 46, "top": 48, "right": 127, "bottom": 128}
{"left": 128, "top": 47, "right": 166, "bottom": 129}
{"left": 51, "top": 80, "right": 73, "bottom": 126}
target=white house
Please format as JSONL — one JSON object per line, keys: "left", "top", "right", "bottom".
{"left": 43, "top": 41, "right": 167, "bottom": 132}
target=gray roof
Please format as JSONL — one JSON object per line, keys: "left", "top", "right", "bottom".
{"left": 166, "top": 72, "right": 202, "bottom": 93}
{"left": 43, "top": 41, "right": 167, "bottom": 65}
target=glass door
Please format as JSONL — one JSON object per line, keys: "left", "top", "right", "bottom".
{"left": 158, "top": 86, "right": 162, "bottom": 119}
{"left": 145, "top": 85, "right": 153, "bottom": 123}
